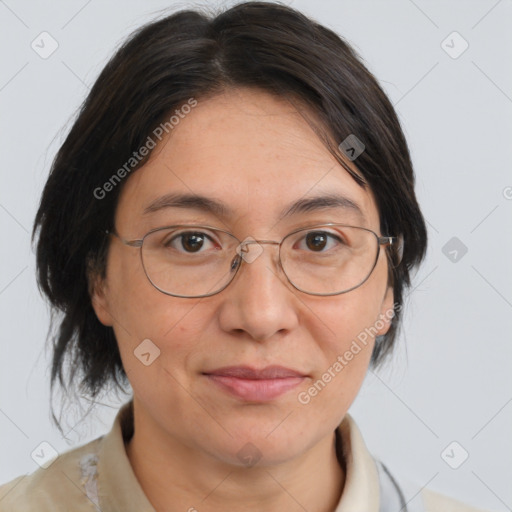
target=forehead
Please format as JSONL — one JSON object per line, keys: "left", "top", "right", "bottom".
{"left": 115, "top": 88, "right": 380, "bottom": 233}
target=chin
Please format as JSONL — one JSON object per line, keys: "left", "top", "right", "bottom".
{"left": 206, "top": 420, "right": 314, "bottom": 467}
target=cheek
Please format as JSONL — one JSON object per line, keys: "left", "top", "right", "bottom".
{"left": 111, "top": 296, "right": 212, "bottom": 409}
{"left": 298, "top": 296, "right": 379, "bottom": 422}
{"left": 308, "top": 280, "right": 385, "bottom": 357}
{"left": 105, "top": 248, "right": 210, "bottom": 369}
{"left": 302, "top": 262, "right": 389, "bottom": 407}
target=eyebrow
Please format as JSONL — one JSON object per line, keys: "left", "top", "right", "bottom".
{"left": 142, "top": 192, "right": 365, "bottom": 221}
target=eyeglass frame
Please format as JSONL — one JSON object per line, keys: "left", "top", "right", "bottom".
{"left": 105, "top": 223, "right": 404, "bottom": 298}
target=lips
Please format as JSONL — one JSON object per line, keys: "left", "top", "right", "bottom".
{"left": 205, "top": 365, "right": 306, "bottom": 379}
{"left": 203, "top": 365, "right": 307, "bottom": 401}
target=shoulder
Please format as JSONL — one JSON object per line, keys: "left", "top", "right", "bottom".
{"left": 0, "top": 436, "right": 103, "bottom": 512}
{"left": 374, "top": 459, "right": 489, "bottom": 512}
{"left": 421, "top": 488, "right": 490, "bottom": 512}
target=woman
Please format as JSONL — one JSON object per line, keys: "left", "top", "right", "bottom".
{"left": 0, "top": 2, "right": 487, "bottom": 510}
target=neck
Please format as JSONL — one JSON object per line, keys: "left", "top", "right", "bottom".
{"left": 126, "top": 404, "right": 345, "bottom": 512}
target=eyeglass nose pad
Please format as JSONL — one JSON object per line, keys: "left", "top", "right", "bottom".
{"left": 230, "top": 254, "right": 242, "bottom": 272}
{"left": 235, "top": 237, "right": 264, "bottom": 264}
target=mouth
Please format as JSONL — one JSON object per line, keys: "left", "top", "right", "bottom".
{"left": 202, "top": 365, "right": 308, "bottom": 402}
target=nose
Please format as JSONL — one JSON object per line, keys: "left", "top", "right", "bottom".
{"left": 216, "top": 240, "right": 300, "bottom": 342}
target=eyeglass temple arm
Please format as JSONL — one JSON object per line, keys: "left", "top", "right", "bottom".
{"left": 379, "top": 234, "right": 404, "bottom": 265}
{"left": 104, "top": 229, "right": 143, "bottom": 248}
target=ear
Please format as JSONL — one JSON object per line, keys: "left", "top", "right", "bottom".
{"left": 376, "top": 285, "right": 395, "bottom": 336}
{"left": 88, "top": 267, "right": 114, "bottom": 327}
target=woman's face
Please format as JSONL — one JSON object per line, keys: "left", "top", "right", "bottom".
{"left": 92, "top": 88, "right": 394, "bottom": 466}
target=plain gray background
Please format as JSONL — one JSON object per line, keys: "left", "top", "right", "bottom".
{"left": 1, "top": 0, "right": 511, "bottom": 509}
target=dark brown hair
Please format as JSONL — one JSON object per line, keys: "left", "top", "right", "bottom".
{"left": 33, "top": 1, "right": 427, "bottom": 423}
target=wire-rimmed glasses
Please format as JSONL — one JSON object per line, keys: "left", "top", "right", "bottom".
{"left": 107, "top": 223, "right": 403, "bottom": 298}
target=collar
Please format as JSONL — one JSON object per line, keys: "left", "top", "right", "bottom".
{"left": 96, "top": 401, "right": 154, "bottom": 511}
{"left": 334, "top": 414, "right": 380, "bottom": 511}
{"left": 95, "top": 401, "right": 381, "bottom": 511}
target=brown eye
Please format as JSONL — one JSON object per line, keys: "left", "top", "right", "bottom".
{"left": 297, "top": 231, "right": 343, "bottom": 252}
{"left": 163, "top": 231, "right": 215, "bottom": 253}
{"left": 305, "top": 232, "right": 328, "bottom": 251}
{"left": 180, "top": 233, "right": 205, "bottom": 252}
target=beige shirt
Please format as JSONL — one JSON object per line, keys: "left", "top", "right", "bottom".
{"left": 0, "top": 401, "right": 485, "bottom": 511}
